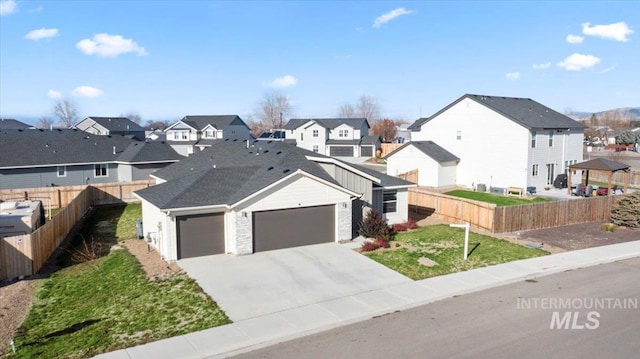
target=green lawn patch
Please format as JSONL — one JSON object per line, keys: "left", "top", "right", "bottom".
{"left": 11, "top": 203, "right": 230, "bottom": 359}
{"left": 366, "top": 225, "right": 548, "bottom": 280}
{"left": 444, "top": 190, "right": 550, "bottom": 206}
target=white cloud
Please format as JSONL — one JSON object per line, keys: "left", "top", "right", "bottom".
{"left": 532, "top": 62, "right": 551, "bottom": 70}
{"left": 600, "top": 65, "right": 616, "bottom": 74}
{"left": 373, "top": 7, "right": 414, "bottom": 28}
{"left": 0, "top": 0, "right": 17, "bottom": 15}
{"left": 557, "top": 53, "right": 601, "bottom": 71}
{"left": 72, "top": 86, "right": 104, "bottom": 98}
{"left": 24, "top": 28, "right": 59, "bottom": 41}
{"left": 505, "top": 72, "right": 521, "bottom": 80}
{"left": 566, "top": 34, "right": 584, "bottom": 44}
{"left": 269, "top": 75, "right": 298, "bottom": 88}
{"left": 582, "top": 22, "right": 634, "bottom": 42}
{"left": 76, "top": 33, "right": 148, "bottom": 57}
{"left": 47, "top": 90, "right": 62, "bottom": 99}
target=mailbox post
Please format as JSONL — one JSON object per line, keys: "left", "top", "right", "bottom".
{"left": 450, "top": 223, "right": 470, "bottom": 260}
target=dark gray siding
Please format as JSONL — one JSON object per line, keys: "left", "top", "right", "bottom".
{"left": 372, "top": 189, "right": 383, "bottom": 214}
{"left": 132, "top": 163, "right": 172, "bottom": 181}
{"left": 0, "top": 163, "right": 118, "bottom": 190}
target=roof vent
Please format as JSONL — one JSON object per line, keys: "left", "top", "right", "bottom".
{"left": 283, "top": 169, "right": 290, "bottom": 174}
{"left": 267, "top": 166, "right": 274, "bottom": 171}
{"left": 263, "top": 150, "right": 269, "bottom": 153}
{"left": 276, "top": 151, "right": 282, "bottom": 155}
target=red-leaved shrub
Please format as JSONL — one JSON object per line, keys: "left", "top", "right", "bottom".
{"left": 361, "top": 241, "right": 380, "bottom": 252}
{"left": 374, "top": 237, "right": 390, "bottom": 248}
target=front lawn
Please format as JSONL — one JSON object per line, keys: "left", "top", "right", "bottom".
{"left": 444, "top": 190, "right": 550, "bottom": 206}
{"left": 11, "top": 204, "right": 230, "bottom": 359}
{"left": 365, "top": 225, "right": 548, "bottom": 280}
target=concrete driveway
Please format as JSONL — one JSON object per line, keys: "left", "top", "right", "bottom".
{"left": 178, "top": 243, "right": 412, "bottom": 321}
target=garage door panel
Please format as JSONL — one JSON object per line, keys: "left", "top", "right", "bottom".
{"left": 177, "top": 213, "right": 225, "bottom": 259}
{"left": 329, "top": 146, "right": 354, "bottom": 157}
{"left": 361, "top": 146, "right": 373, "bottom": 157}
{"left": 253, "top": 205, "right": 334, "bottom": 252}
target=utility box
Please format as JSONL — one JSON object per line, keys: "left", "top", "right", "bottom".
{"left": 135, "top": 219, "right": 143, "bottom": 239}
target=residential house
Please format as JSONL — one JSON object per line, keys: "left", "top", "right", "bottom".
{"left": 74, "top": 116, "right": 145, "bottom": 140}
{"left": 284, "top": 118, "right": 381, "bottom": 157}
{"left": 0, "top": 118, "right": 34, "bottom": 130}
{"left": 0, "top": 129, "right": 182, "bottom": 190}
{"left": 134, "top": 140, "right": 413, "bottom": 260}
{"left": 385, "top": 141, "right": 460, "bottom": 188}
{"left": 404, "top": 94, "right": 586, "bottom": 192}
{"left": 164, "top": 115, "right": 253, "bottom": 156}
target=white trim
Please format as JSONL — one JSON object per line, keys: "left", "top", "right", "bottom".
{"left": 164, "top": 120, "right": 197, "bottom": 132}
{"left": 231, "top": 169, "right": 360, "bottom": 208}
{"left": 94, "top": 163, "right": 108, "bottom": 177}
{"left": 56, "top": 165, "right": 67, "bottom": 177}
{"left": 305, "top": 156, "right": 382, "bottom": 184}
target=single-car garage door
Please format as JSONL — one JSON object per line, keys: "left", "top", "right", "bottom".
{"left": 360, "top": 146, "right": 373, "bottom": 157}
{"left": 329, "top": 146, "right": 354, "bottom": 157}
{"left": 253, "top": 205, "right": 335, "bottom": 252}
{"left": 177, "top": 213, "right": 225, "bottom": 259}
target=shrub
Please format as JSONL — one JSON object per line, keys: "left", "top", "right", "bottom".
{"left": 405, "top": 219, "right": 418, "bottom": 230}
{"left": 361, "top": 241, "right": 380, "bottom": 252}
{"left": 601, "top": 223, "right": 617, "bottom": 232}
{"left": 358, "top": 210, "right": 393, "bottom": 240}
{"left": 392, "top": 219, "right": 418, "bottom": 233}
{"left": 375, "top": 237, "right": 390, "bottom": 248}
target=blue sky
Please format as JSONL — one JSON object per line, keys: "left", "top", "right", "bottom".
{"left": 1, "top": 1, "right": 638, "bottom": 124}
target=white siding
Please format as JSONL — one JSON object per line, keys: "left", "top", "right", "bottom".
{"left": 140, "top": 199, "right": 170, "bottom": 258}
{"left": 412, "top": 98, "right": 530, "bottom": 189}
{"left": 383, "top": 188, "right": 408, "bottom": 225}
{"left": 329, "top": 124, "right": 357, "bottom": 140}
{"left": 386, "top": 145, "right": 457, "bottom": 188}
{"left": 301, "top": 123, "right": 327, "bottom": 155}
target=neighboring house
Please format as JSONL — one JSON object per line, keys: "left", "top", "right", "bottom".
{"left": 164, "top": 115, "right": 253, "bottom": 156}
{"left": 284, "top": 118, "right": 381, "bottom": 157}
{"left": 0, "top": 118, "right": 34, "bottom": 130}
{"left": 405, "top": 94, "right": 586, "bottom": 192}
{"left": 385, "top": 141, "right": 460, "bottom": 188}
{"left": 74, "top": 116, "right": 145, "bottom": 140}
{"left": 256, "top": 130, "right": 286, "bottom": 141}
{"left": 396, "top": 124, "right": 412, "bottom": 143}
{"left": 0, "top": 129, "right": 182, "bottom": 189}
{"left": 134, "top": 140, "right": 413, "bottom": 260}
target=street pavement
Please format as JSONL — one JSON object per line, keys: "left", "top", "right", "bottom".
{"left": 237, "top": 257, "right": 640, "bottom": 359}
{"left": 94, "top": 240, "right": 640, "bottom": 359}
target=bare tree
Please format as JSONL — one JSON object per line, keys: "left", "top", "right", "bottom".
{"left": 356, "top": 94, "right": 380, "bottom": 121}
{"left": 53, "top": 98, "right": 79, "bottom": 128}
{"left": 121, "top": 112, "right": 142, "bottom": 124}
{"left": 143, "top": 120, "right": 171, "bottom": 130}
{"left": 338, "top": 104, "right": 356, "bottom": 118}
{"left": 371, "top": 119, "right": 398, "bottom": 143}
{"left": 256, "top": 91, "right": 293, "bottom": 131}
{"left": 36, "top": 116, "right": 55, "bottom": 129}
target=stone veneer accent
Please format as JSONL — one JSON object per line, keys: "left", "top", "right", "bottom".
{"left": 337, "top": 201, "right": 352, "bottom": 241}
{"left": 235, "top": 211, "right": 253, "bottom": 255}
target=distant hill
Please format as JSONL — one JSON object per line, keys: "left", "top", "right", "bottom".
{"left": 567, "top": 107, "right": 640, "bottom": 122}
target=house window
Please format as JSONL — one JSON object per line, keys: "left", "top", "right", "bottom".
{"left": 312, "top": 129, "right": 319, "bottom": 137}
{"left": 313, "top": 145, "right": 319, "bottom": 153}
{"left": 339, "top": 129, "right": 349, "bottom": 138}
{"left": 300, "top": 132, "right": 304, "bottom": 141}
{"left": 94, "top": 164, "right": 108, "bottom": 177}
{"left": 173, "top": 131, "right": 188, "bottom": 140}
{"left": 204, "top": 130, "right": 214, "bottom": 138}
{"left": 383, "top": 190, "right": 397, "bottom": 213}
{"left": 456, "top": 131, "right": 462, "bottom": 140}
{"left": 57, "top": 166, "right": 66, "bottom": 177}
{"left": 548, "top": 131, "right": 553, "bottom": 147}
{"left": 531, "top": 131, "right": 537, "bottom": 148}
{"left": 532, "top": 164, "right": 539, "bottom": 176}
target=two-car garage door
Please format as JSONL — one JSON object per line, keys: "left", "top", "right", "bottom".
{"left": 253, "top": 205, "right": 335, "bottom": 252}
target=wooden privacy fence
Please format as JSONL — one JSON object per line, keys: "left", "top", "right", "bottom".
{"left": 398, "top": 169, "right": 418, "bottom": 184}
{"left": 409, "top": 187, "right": 621, "bottom": 233}
{"left": 380, "top": 143, "right": 403, "bottom": 157}
{"left": 0, "top": 179, "right": 154, "bottom": 209}
{"left": 0, "top": 186, "right": 93, "bottom": 281}
{"left": 587, "top": 170, "right": 640, "bottom": 186}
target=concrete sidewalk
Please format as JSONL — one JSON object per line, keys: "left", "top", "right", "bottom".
{"left": 95, "top": 240, "right": 640, "bottom": 359}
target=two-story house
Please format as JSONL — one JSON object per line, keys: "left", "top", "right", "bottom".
{"left": 283, "top": 118, "right": 381, "bottom": 157}
{"left": 393, "top": 94, "right": 586, "bottom": 192}
{"left": 74, "top": 116, "right": 145, "bottom": 141}
{"left": 164, "top": 115, "right": 253, "bottom": 156}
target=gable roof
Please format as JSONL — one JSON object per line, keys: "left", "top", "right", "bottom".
{"left": 81, "top": 117, "right": 145, "bottom": 132}
{"left": 408, "top": 94, "right": 586, "bottom": 131}
{"left": 0, "top": 118, "right": 32, "bottom": 130}
{"left": 137, "top": 140, "right": 347, "bottom": 209}
{"left": 284, "top": 118, "right": 369, "bottom": 130}
{"left": 384, "top": 141, "right": 460, "bottom": 163}
{"left": 0, "top": 129, "right": 180, "bottom": 168}
{"left": 345, "top": 163, "right": 415, "bottom": 188}
{"left": 168, "top": 115, "right": 247, "bottom": 132}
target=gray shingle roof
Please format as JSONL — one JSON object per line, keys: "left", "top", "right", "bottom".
{"left": 408, "top": 94, "right": 586, "bottom": 131}
{"left": 345, "top": 163, "right": 415, "bottom": 188}
{"left": 178, "top": 115, "right": 246, "bottom": 131}
{"left": 384, "top": 141, "right": 460, "bottom": 163}
{"left": 569, "top": 158, "right": 630, "bottom": 172}
{"left": 84, "top": 117, "right": 145, "bottom": 132}
{"left": 138, "top": 140, "right": 343, "bottom": 209}
{"left": 284, "top": 118, "right": 369, "bottom": 130}
{"left": 0, "top": 129, "right": 180, "bottom": 168}
{"left": 0, "top": 118, "right": 32, "bottom": 130}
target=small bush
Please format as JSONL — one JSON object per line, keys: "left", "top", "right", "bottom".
{"left": 359, "top": 210, "right": 393, "bottom": 240}
{"left": 601, "top": 223, "right": 617, "bottom": 232}
{"left": 405, "top": 219, "right": 418, "bottom": 230}
{"left": 392, "top": 219, "right": 418, "bottom": 233}
{"left": 375, "top": 237, "right": 390, "bottom": 248}
{"left": 361, "top": 241, "right": 380, "bottom": 252}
